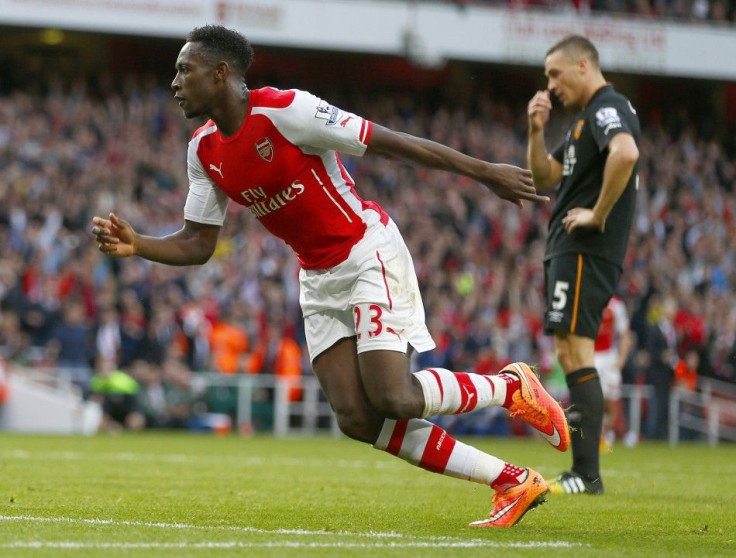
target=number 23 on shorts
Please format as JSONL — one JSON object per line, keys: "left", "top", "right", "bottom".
{"left": 354, "top": 303, "right": 385, "bottom": 339}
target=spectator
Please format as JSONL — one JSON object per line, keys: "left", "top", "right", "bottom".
{"left": 160, "top": 356, "right": 198, "bottom": 429}
{"left": 89, "top": 357, "right": 142, "bottom": 431}
{"left": 130, "top": 359, "right": 169, "bottom": 429}
{"left": 46, "top": 299, "right": 95, "bottom": 390}
{"left": 0, "top": 53, "right": 735, "bottom": 447}
{"left": 17, "top": 272, "right": 59, "bottom": 348}
{"left": 95, "top": 305, "right": 122, "bottom": 364}
{"left": 138, "top": 302, "right": 181, "bottom": 365}
{"left": 118, "top": 287, "right": 148, "bottom": 366}
{"left": 673, "top": 348, "right": 701, "bottom": 440}
{"left": 0, "top": 355, "right": 8, "bottom": 404}
{"left": 0, "top": 310, "right": 31, "bottom": 365}
{"left": 674, "top": 348, "right": 699, "bottom": 391}
{"left": 209, "top": 299, "right": 251, "bottom": 375}
{"left": 644, "top": 296, "right": 678, "bottom": 440}
{"left": 247, "top": 321, "right": 303, "bottom": 402}
{"left": 594, "top": 295, "right": 633, "bottom": 450}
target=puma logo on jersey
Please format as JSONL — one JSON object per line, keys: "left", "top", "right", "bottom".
{"left": 339, "top": 116, "right": 353, "bottom": 128}
{"left": 209, "top": 162, "right": 224, "bottom": 178}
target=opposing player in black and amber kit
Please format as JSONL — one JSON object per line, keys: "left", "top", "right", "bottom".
{"left": 527, "top": 34, "right": 640, "bottom": 495}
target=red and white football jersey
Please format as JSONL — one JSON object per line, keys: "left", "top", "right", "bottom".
{"left": 594, "top": 295, "right": 628, "bottom": 353}
{"left": 184, "top": 87, "right": 386, "bottom": 270}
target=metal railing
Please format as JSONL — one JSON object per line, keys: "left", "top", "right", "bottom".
{"left": 8, "top": 365, "right": 736, "bottom": 444}
{"left": 8, "top": 367, "right": 341, "bottom": 438}
{"left": 196, "top": 372, "right": 340, "bottom": 437}
{"left": 668, "top": 377, "right": 736, "bottom": 446}
{"left": 619, "top": 383, "right": 653, "bottom": 441}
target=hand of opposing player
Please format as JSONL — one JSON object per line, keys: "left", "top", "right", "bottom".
{"left": 528, "top": 90, "right": 552, "bottom": 134}
{"left": 482, "top": 163, "right": 550, "bottom": 208}
{"left": 90, "top": 212, "right": 137, "bottom": 257}
{"left": 562, "top": 207, "right": 605, "bottom": 234}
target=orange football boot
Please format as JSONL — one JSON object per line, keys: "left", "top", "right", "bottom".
{"left": 470, "top": 468, "right": 549, "bottom": 528}
{"left": 504, "top": 362, "right": 570, "bottom": 452}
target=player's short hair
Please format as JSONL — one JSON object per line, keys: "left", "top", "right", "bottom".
{"left": 547, "top": 35, "right": 600, "bottom": 69}
{"left": 186, "top": 25, "right": 254, "bottom": 77}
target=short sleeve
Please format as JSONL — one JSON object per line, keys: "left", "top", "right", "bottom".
{"left": 589, "top": 100, "right": 637, "bottom": 152}
{"left": 253, "top": 89, "right": 372, "bottom": 157}
{"left": 183, "top": 140, "right": 229, "bottom": 226}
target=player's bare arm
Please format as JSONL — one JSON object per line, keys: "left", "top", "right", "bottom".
{"left": 562, "top": 132, "right": 639, "bottom": 234}
{"left": 366, "top": 124, "right": 548, "bottom": 207}
{"left": 91, "top": 213, "right": 220, "bottom": 265}
{"left": 526, "top": 90, "right": 563, "bottom": 191}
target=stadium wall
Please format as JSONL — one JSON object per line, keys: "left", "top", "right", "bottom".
{"left": 0, "top": 0, "right": 735, "bottom": 80}
{"left": 0, "top": 373, "right": 102, "bottom": 435}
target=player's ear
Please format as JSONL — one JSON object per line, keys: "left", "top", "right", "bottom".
{"left": 577, "top": 55, "right": 589, "bottom": 75}
{"left": 213, "top": 61, "right": 230, "bottom": 82}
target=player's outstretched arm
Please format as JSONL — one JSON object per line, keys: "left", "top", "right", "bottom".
{"left": 91, "top": 213, "right": 220, "bottom": 266}
{"left": 365, "top": 124, "right": 548, "bottom": 207}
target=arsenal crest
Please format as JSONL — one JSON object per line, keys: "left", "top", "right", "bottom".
{"left": 255, "top": 137, "right": 274, "bottom": 162}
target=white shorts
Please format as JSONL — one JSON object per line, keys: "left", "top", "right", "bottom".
{"left": 594, "top": 350, "right": 622, "bottom": 401}
{"left": 300, "top": 218, "right": 436, "bottom": 362}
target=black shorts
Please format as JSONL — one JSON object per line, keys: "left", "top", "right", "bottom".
{"left": 544, "top": 253, "right": 621, "bottom": 339}
{"left": 103, "top": 393, "right": 138, "bottom": 424}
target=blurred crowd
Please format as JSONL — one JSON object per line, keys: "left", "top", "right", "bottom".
{"left": 449, "top": 0, "right": 736, "bottom": 24}
{"left": 0, "top": 72, "right": 735, "bottom": 438}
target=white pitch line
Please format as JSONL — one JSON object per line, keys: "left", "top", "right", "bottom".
{"left": 0, "top": 515, "right": 403, "bottom": 538}
{"left": 0, "top": 449, "right": 569, "bottom": 477}
{"left": 0, "top": 515, "right": 584, "bottom": 548}
{"left": 0, "top": 449, "right": 399, "bottom": 470}
{"left": 2, "top": 541, "right": 583, "bottom": 549}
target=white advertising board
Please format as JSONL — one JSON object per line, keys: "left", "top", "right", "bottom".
{"left": 0, "top": 0, "right": 734, "bottom": 80}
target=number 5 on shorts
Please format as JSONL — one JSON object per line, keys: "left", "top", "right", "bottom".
{"left": 552, "top": 281, "right": 570, "bottom": 311}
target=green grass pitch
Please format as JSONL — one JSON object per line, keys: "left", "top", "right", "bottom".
{"left": 0, "top": 432, "right": 734, "bottom": 557}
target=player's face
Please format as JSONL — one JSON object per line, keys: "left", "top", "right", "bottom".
{"left": 171, "top": 42, "right": 217, "bottom": 119}
{"left": 544, "top": 50, "right": 585, "bottom": 110}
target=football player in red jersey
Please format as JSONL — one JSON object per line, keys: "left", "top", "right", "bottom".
{"left": 92, "top": 25, "right": 568, "bottom": 527}
{"left": 594, "top": 295, "right": 632, "bottom": 450}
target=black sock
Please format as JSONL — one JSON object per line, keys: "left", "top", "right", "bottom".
{"left": 566, "top": 367, "right": 604, "bottom": 480}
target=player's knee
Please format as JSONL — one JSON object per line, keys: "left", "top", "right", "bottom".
{"left": 557, "top": 344, "right": 591, "bottom": 372}
{"left": 557, "top": 350, "right": 574, "bottom": 372}
{"left": 367, "top": 391, "right": 419, "bottom": 420}
{"left": 333, "top": 408, "right": 381, "bottom": 444}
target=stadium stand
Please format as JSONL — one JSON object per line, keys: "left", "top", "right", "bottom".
{"left": 450, "top": 0, "right": 736, "bottom": 24}
{"left": 0, "top": 20, "right": 734, "bottom": 440}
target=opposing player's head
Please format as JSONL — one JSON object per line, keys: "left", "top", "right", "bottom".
{"left": 544, "top": 35, "right": 604, "bottom": 110}
{"left": 171, "top": 25, "right": 255, "bottom": 118}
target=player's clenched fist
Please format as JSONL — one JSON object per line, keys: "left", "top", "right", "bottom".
{"left": 527, "top": 90, "right": 552, "bottom": 134}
